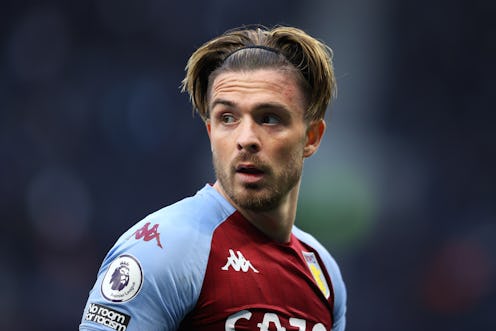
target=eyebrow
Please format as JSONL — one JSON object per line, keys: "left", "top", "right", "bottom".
{"left": 210, "top": 98, "right": 291, "bottom": 114}
{"left": 210, "top": 98, "right": 235, "bottom": 110}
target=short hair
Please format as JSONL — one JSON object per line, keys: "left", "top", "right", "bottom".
{"left": 181, "top": 25, "right": 336, "bottom": 122}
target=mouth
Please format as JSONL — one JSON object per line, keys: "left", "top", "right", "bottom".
{"left": 235, "top": 164, "right": 266, "bottom": 184}
{"left": 236, "top": 164, "right": 265, "bottom": 175}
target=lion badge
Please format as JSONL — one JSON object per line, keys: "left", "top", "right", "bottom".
{"left": 101, "top": 254, "right": 143, "bottom": 302}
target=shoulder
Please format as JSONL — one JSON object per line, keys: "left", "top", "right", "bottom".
{"left": 292, "top": 226, "right": 343, "bottom": 285}
{"left": 104, "top": 185, "right": 236, "bottom": 272}
{"left": 292, "top": 226, "right": 335, "bottom": 264}
{"left": 106, "top": 184, "right": 236, "bottom": 294}
{"left": 292, "top": 226, "right": 345, "bottom": 280}
{"left": 115, "top": 184, "right": 235, "bottom": 253}
{"left": 81, "top": 185, "right": 236, "bottom": 331}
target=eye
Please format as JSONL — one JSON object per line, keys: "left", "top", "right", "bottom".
{"left": 261, "top": 114, "right": 281, "bottom": 125}
{"left": 220, "top": 113, "right": 236, "bottom": 124}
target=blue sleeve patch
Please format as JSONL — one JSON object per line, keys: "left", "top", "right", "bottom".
{"left": 101, "top": 254, "right": 143, "bottom": 303}
{"left": 84, "top": 303, "right": 131, "bottom": 330}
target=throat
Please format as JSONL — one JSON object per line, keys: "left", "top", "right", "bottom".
{"left": 240, "top": 210, "right": 294, "bottom": 243}
{"left": 213, "top": 179, "right": 300, "bottom": 243}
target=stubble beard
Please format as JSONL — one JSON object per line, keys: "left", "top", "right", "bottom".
{"left": 213, "top": 151, "right": 303, "bottom": 212}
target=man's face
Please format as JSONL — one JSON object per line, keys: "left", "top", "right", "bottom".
{"left": 207, "top": 69, "right": 323, "bottom": 211}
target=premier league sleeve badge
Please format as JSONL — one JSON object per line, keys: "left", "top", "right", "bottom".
{"left": 101, "top": 254, "right": 143, "bottom": 303}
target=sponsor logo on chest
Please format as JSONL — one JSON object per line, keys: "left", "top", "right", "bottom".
{"left": 226, "top": 310, "right": 329, "bottom": 331}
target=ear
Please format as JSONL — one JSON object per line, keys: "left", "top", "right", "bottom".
{"left": 303, "top": 119, "right": 326, "bottom": 158}
{"left": 205, "top": 119, "right": 214, "bottom": 152}
{"left": 205, "top": 119, "right": 212, "bottom": 139}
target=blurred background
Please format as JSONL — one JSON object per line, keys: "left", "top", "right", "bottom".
{"left": 1, "top": 0, "right": 494, "bottom": 330}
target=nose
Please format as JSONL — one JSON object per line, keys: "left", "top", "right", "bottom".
{"left": 236, "top": 119, "right": 260, "bottom": 153}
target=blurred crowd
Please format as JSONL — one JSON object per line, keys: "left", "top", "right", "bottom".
{"left": 0, "top": 0, "right": 494, "bottom": 330}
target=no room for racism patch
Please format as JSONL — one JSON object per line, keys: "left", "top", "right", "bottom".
{"left": 85, "top": 303, "right": 130, "bottom": 331}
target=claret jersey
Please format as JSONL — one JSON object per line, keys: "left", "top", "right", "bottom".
{"left": 80, "top": 184, "right": 347, "bottom": 331}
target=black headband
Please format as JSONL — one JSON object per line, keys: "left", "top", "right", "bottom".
{"left": 223, "top": 45, "right": 280, "bottom": 62}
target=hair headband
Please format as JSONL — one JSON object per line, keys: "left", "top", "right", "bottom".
{"left": 223, "top": 45, "right": 280, "bottom": 62}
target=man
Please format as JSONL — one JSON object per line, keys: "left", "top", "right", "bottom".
{"left": 80, "top": 25, "right": 347, "bottom": 331}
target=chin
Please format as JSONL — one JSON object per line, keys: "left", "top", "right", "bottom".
{"left": 233, "top": 189, "right": 282, "bottom": 212}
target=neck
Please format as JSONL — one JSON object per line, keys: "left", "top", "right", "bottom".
{"left": 213, "top": 181, "right": 301, "bottom": 243}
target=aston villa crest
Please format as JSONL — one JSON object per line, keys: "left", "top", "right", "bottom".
{"left": 302, "top": 251, "right": 330, "bottom": 299}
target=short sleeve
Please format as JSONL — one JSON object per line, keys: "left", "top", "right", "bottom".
{"left": 79, "top": 214, "right": 207, "bottom": 331}
{"left": 80, "top": 185, "right": 235, "bottom": 331}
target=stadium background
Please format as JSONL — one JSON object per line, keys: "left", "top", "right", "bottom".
{"left": 0, "top": 0, "right": 494, "bottom": 330}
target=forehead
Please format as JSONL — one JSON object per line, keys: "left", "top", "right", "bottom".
{"left": 209, "top": 69, "right": 306, "bottom": 110}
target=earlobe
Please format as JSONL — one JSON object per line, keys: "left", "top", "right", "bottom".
{"left": 304, "top": 119, "right": 326, "bottom": 157}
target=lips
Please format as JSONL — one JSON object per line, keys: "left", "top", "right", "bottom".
{"left": 235, "top": 164, "right": 266, "bottom": 184}
{"left": 236, "top": 164, "right": 264, "bottom": 175}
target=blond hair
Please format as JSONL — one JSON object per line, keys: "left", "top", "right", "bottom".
{"left": 181, "top": 25, "right": 336, "bottom": 122}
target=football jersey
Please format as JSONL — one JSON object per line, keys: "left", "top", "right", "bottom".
{"left": 80, "top": 184, "right": 347, "bottom": 331}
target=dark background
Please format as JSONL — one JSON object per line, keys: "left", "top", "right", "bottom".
{"left": 1, "top": 0, "right": 494, "bottom": 330}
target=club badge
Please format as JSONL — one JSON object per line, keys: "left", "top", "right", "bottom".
{"left": 302, "top": 251, "right": 330, "bottom": 299}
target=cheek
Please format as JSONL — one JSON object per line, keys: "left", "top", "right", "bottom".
{"left": 275, "top": 133, "right": 306, "bottom": 158}
{"left": 210, "top": 135, "right": 230, "bottom": 158}
{"left": 271, "top": 142, "right": 304, "bottom": 164}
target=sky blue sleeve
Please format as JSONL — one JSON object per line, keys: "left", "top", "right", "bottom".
{"left": 80, "top": 186, "right": 234, "bottom": 331}
{"left": 324, "top": 252, "right": 347, "bottom": 331}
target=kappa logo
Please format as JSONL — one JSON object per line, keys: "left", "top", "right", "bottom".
{"left": 133, "top": 222, "right": 163, "bottom": 248}
{"left": 222, "top": 249, "right": 259, "bottom": 273}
